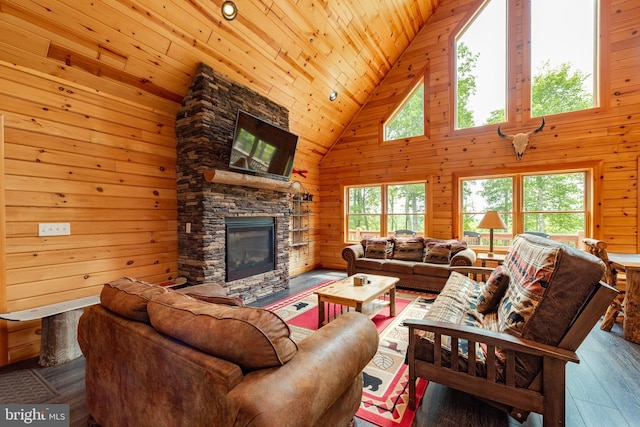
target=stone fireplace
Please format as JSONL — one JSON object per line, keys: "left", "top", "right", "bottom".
{"left": 175, "top": 63, "right": 291, "bottom": 302}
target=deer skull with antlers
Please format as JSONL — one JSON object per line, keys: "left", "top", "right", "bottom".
{"left": 497, "top": 117, "right": 545, "bottom": 160}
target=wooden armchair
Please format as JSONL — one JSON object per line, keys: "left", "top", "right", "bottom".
{"left": 406, "top": 234, "right": 618, "bottom": 427}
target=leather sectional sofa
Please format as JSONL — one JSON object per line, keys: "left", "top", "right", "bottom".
{"left": 342, "top": 236, "right": 477, "bottom": 292}
{"left": 78, "top": 277, "right": 378, "bottom": 427}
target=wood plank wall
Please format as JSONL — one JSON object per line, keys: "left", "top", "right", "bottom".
{"left": 0, "top": 61, "right": 320, "bottom": 365}
{"left": 319, "top": 0, "right": 640, "bottom": 269}
{"left": 0, "top": 63, "right": 181, "bottom": 364}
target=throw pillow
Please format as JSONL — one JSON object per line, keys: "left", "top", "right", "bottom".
{"left": 424, "top": 243, "right": 451, "bottom": 264}
{"left": 364, "top": 238, "right": 393, "bottom": 259}
{"left": 476, "top": 266, "right": 510, "bottom": 314}
{"left": 425, "top": 238, "right": 468, "bottom": 254}
{"left": 392, "top": 237, "right": 425, "bottom": 261}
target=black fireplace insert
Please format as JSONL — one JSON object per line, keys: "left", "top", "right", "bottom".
{"left": 225, "top": 217, "right": 275, "bottom": 281}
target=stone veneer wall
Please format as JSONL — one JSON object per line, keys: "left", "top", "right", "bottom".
{"left": 175, "top": 63, "right": 290, "bottom": 302}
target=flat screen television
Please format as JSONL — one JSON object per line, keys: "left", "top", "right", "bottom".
{"left": 228, "top": 110, "right": 298, "bottom": 181}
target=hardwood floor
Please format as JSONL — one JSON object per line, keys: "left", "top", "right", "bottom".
{"left": 2, "top": 269, "right": 638, "bottom": 427}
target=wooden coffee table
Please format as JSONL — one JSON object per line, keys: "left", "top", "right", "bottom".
{"left": 314, "top": 274, "right": 399, "bottom": 328}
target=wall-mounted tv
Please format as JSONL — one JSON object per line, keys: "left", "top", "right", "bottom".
{"left": 228, "top": 110, "right": 298, "bottom": 181}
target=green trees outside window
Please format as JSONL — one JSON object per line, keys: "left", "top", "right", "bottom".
{"left": 347, "top": 183, "right": 426, "bottom": 241}
{"left": 461, "top": 171, "right": 588, "bottom": 247}
{"left": 455, "top": 0, "right": 598, "bottom": 129}
{"left": 384, "top": 83, "right": 425, "bottom": 141}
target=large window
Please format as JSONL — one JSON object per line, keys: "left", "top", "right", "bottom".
{"left": 530, "top": 0, "right": 598, "bottom": 116}
{"left": 346, "top": 182, "right": 426, "bottom": 242}
{"left": 455, "top": 0, "right": 506, "bottom": 128}
{"left": 460, "top": 170, "right": 589, "bottom": 249}
{"left": 455, "top": 0, "right": 599, "bottom": 129}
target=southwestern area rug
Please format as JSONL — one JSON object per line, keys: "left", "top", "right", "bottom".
{"left": 266, "top": 281, "right": 433, "bottom": 427}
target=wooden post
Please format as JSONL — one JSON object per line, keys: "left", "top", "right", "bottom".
{"left": 39, "top": 309, "right": 84, "bottom": 366}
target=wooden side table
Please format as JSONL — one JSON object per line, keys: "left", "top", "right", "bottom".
{"left": 607, "top": 253, "right": 640, "bottom": 344}
{"left": 477, "top": 253, "right": 506, "bottom": 267}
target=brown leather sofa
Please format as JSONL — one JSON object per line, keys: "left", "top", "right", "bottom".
{"left": 342, "top": 236, "right": 477, "bottom": 292}
{"left": 78, "top": 278, "right": 379, "bottom": 427}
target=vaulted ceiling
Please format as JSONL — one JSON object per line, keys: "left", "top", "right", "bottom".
{"left": 0, "top": 0, "right": 442, "bottom": 159}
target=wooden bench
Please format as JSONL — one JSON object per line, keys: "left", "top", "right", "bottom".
{"left": 0, "top": 278, "right": 186, "bottom": 366}
{"left": 1, "top": 296, "right": 100, "bottom": 366}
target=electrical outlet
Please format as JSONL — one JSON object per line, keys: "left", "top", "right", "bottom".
{"left": 39, "top": 223, "right": 71, "bottom": 237}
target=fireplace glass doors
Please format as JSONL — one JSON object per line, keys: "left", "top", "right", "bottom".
{"left": 225, "top": 217, "right": 275, "bottom": 281}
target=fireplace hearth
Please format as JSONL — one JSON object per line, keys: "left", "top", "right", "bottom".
{"left": 226, "top": 217, "right": 275, "bottom": 281}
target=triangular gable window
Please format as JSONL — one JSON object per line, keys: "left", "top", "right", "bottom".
{"left": 383, "top": 79, "right": 425, "bottom": 141}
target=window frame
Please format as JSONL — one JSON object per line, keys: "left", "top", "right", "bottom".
{"left": 453, "top": 161, "right": 603, "bottom": 251}
{"left": 450, "top": 0, "right": 606, "bottom": 135}
{"left": 344, "top": 181, "right": 428, "bottom": 243}
{"left": 380, "top": 64, "right": 430, "bottom": 143}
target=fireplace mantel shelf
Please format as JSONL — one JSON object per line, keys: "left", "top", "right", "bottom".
{"left": 204, "top": 169, "right": 302, "bottom": 193}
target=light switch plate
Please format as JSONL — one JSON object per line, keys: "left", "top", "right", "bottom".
{"left": 39, "top": 223, "right": 71, "bottom": 236}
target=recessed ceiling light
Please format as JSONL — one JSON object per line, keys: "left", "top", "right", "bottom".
{"left": 221, "top": 1, "right": 238, "bottom": 21}
{"left": 329, "top": 91, "right": 338, "bottom": 101}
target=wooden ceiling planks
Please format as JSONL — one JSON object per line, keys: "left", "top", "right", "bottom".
{"left": 0, "top": 0, "right": 442, "bottom": 158}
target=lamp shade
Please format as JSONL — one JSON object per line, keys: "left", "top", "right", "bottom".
{"left": 478, "top": 211, "right": 506, "bottom": 230}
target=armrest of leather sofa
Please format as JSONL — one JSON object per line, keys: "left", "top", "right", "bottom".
{"left": 451, "top": 247, "right": 476, "bottom": 266}
{"left": 342, "top": 243, "right": 365, "bottom": 276}
{"left": 226, "top": 311, "right": 378, "bottom": 426}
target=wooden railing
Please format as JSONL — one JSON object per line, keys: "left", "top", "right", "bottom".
{"left": 348, "top": 228, "right": 586, "bottom": 249}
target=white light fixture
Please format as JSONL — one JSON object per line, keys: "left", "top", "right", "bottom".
{"left": 221, "top": 1, "right": 238, "bottom": 21}
{"left": 478, "top": 211, "right": 507, "bottom": 256}
{"left": 329, "top": 91, "right": 338, "bottom": 101}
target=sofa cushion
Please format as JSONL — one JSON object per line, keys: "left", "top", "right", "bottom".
{"left": 413, "top": 271, "right": 488, "bottom": 373}
{"left": 382, "top": 259, "right": 417, "bottom": 274}
{"left": 505, "top": 234, "right": 605, "bottom": 347}
{"left": 392, "top": 237, "right": 425, "bottom": 261}
{"left": 476, "top": 266, "right": 510, "bottom": 314}
{"left": 496, "top": 233, "right": 605, "bottom": 387}
{"left": 424, "top": 271, "right": 485, "bottom": 328}
{"left": 100, "top": 277, "right": 169, "bottom": 324}
{"left": 498, "top": 237, "right": 561, "bottom": 337}
{"left": 423, "top": 243, "right": 451, "bottom": 264}
{"left": 413, "top": 262, "right": 451, "bottom": 278}
{"left": 363, "top": 238, "right": 393, "bottom": 259}
{"left": 147, "top": 292, "right": 298, "bottom": 371}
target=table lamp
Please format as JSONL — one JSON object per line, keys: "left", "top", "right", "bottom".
{"left": 478, "top": 211, "right": 507, "bottom": 256}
